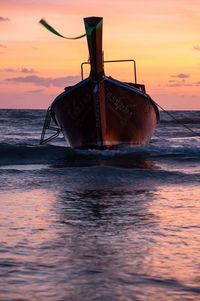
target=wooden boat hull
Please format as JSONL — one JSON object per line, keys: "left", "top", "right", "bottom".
{"left": 41, "top": 16, "right": 159, "bottom": 148}
{"left": 51, "top": 76, "right": 159, "bottom": 148}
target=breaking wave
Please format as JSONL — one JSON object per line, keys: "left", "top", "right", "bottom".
{"left": 0, "top": 142, "right": 200, "bottom": 167}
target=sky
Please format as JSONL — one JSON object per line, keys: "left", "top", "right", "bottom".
{"left": 0, "top": 0, "right": 200, "bottom": 110}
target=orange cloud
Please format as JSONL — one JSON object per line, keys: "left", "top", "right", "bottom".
{"left": 193, "top": 45, "right": 200, "bottom": 51}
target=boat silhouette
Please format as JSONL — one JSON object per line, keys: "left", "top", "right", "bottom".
{"left": 40, "top": 17, "right": 159, "bottom": 148}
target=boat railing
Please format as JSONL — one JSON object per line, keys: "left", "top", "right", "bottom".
{"left": 81, "top": 59, "right": 137, "bottom": 83}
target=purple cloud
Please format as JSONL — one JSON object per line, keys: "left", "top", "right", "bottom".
{"left": 4, "top": 75, "right": 81, "bottom": 87}
{"left": 51, "top": 76, "right": 81, "bottom": 87}
{"left": 168, "top": 79, "right": 185, "bottom": 83}
{"left": 168, "top": 80, "right": 179, "bottom": 83}
{"left": 21, "top": 68, "right": 36, "bottom": 73}
{"left": 168, "top": 81, "right": 200, "bottom": 87}
{"left": 27, "top": 89, "right": 45, "bottom": 93}
{"left": 171, "top": 74, "right": 190, "bottom": 79}
{"left": 0, "top": 68, "right": 16, "bottom": 72}
{"left": 0, "top": 16, "right": 10, "bottom": 22}
{"left": 168, "top": 83, "right": 184, "bottom": 87}
{"left": 193, "top": 45, "right": 200, "bottom": 51}
{"left": 5, "top": 75, "right": 52, "bottom": 87}
{"left": 0, "top": 68, "right": 36, "bottom": 73}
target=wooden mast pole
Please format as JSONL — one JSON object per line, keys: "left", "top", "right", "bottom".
{"left": 84, "top": 17, "right": 104, "bottom": 79}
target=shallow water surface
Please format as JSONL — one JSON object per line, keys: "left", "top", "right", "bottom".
{"left": 0, "top": 109, "right": 200, "bottom": 300}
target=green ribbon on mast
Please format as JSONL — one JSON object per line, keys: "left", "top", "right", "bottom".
{"left": 39, "top": 19, "right": 102, "bottom": 39}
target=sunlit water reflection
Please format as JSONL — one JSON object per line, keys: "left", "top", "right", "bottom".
{"left": 1, "top": 182, "right": 200, "bottom": 301}
{"left": 1, "top": 109, "right": 200, "bottom": 300}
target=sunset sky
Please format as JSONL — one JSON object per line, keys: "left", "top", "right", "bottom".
{"left": 0, "top": 0, "right": 200, "bottom": 109}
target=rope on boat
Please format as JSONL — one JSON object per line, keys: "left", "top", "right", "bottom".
{"left": 39, "top": 19, "right": 102, "bottom": 40}
{"left": 155, "top": 101, "right": 200, "bottom": 138}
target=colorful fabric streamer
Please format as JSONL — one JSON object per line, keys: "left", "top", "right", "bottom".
{"left": 39, "top": 19, "right": 102, "bottom": 39}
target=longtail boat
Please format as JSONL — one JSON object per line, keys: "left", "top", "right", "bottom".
{"left": 40, "top": 17, "right": 160, "bottom": 148}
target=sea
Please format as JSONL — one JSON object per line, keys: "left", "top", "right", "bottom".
{"left": 0, "top": 109, "right": 200, "bottom": 301}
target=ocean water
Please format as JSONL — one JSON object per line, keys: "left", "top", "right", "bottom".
{"left": 0, "top": 109, "right": 200, "bottom": 301}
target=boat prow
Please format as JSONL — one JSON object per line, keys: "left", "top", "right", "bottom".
{"left": 40, "top": 17, "right": 160, "bottom": 148}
